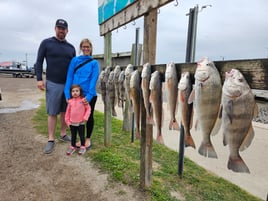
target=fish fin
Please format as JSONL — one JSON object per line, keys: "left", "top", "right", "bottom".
{"left": 253, "top": 103, "right": 259, "bottom": 117}
{"left": 239, "top": 124, "right": 255, "bottom": 151}
{"left": 188, "top": 89, "right": 195, "bottom": 104}
{"left": 218, "top": 105, "right": 223, "bottom": 119}
{"left": 227, "top": 100, "right": 233, "bottom": 124}
{"left": 194, "top": 119, "right": 199, "bottom": 131}
{"left": 198, "top": 142, "right": 218, "bottom": 158}
{"left": 222, "top": 132, "right": 228, "bottom": 146}
{"left": 169, "top": 119, "right": 180, "bottom": 130}
{"left": 228, "top": 156, "right": 250, "bottom": 173}
{"left": 211, "top": 109, "right": 222, "bottom": 136}
{"left": 185, "top": 132, "right": 196, "bottom": 149}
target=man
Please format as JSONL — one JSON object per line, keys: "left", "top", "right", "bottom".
{"left": 35, "top": 19, "right": 76, "bottom": 154}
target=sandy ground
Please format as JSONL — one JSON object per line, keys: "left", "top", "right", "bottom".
{"left": 0, "top": 74, "right": 149, "bottom": 201}
{"left": 95, "top": 91, "right": 268, "bottom": 200}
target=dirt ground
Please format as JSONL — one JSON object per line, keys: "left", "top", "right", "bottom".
{"left": 0, "top": 74, "right": 149, "bottom": 201}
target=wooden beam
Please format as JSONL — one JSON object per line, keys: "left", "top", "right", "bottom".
{"left": 134, "top": 58, "right": 268, "bottom": 90}
{"left": 99, "top": 0, "right": 174, "bottom": 36}
{"left": 140, "top": 8, "right": 157, "bottom": 189}
{"left": 104, "top": 32, "right": 112, "bottom": 146}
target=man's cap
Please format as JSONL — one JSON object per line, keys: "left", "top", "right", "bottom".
{"left": 55, "top": 19, "right": 68, "bottom": 29}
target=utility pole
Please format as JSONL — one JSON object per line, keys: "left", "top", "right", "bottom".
{"left": 179, "top": 4, "right": 212, "bottom": 178}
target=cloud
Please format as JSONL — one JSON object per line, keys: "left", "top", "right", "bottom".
{"left": 0, "top": 0, "right": 267, "bottom": 67}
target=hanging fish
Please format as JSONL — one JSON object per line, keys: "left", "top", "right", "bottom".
{"left": 188, "top": 57, "right": 222, "bottom": 158}
{"left": 124, "top": 64, "right": 134, "bottom": 108}
{"left": 149, "top": 71, "right": 164, "bottom": 144}
{"left": 118, "top": 70, "right": 125, "bottom": 108}
{"left": 97, "top": 70, "right": 106, "bottom": 103}
{"left": 178, "top": 71, "right": 195, "bottom": 148}
{"left": 220, "top": 69, "right": 258, "bottom": 173}
{"left": 129, "top": 70, "right": 141, "bottom": 139}
{"left": 165, "top": 62, "right": 180, "bottom": 130}
{"left": 113, "top": 65, "right": 121, "bottom": 107}
{"left": 141, "top": 63, "right": 154, "bottom": 124}
{"left": 107, "top": 71, "right": 117, "bottom": 116}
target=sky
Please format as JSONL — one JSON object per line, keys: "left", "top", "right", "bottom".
{"left": 0, "top": 0, "right": 267, "bottom": 67}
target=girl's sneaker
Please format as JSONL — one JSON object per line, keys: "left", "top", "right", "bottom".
{"left": 66, "top": 146, "right": 77, "bottom": 155}
{"left": 78, "top": 146, "right": 86, "bottom": 155}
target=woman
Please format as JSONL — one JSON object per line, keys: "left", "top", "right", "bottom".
{"left": 64, "top": 38, "right": 100, "bottom": 149}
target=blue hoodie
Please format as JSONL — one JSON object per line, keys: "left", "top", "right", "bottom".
{"left": 64, "top": 55, "right": 100, "bottom": 102}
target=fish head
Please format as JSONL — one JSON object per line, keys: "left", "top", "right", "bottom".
{"left": 114, "top": 65, "right": 121, "bottom": 77}
{"left": 149, "top": 71, "right": 160, "bottom": 90}
{"left": 118, "top": 70, "right": 125, "bottom": 82}
{"left": 223, "top": 69, "right": 251, "bottom": 97}
{"left": 165, "top": 62, "right": 175, "bottom": 81}
{"left": 141, "top": 63, "right": 151, "bottom": 78}
{"left": 178, "top": 71, "right": 190, "bottom": 90}
{"left": 195, "top": 57, "right": 216, "bottom": 82}
{"left": 108, "top": 71, "right": 114, "bottom": 82}
{"left": 99, "top": 70, "right": 105, "bottom": 80}
{"left": 125, "top": 64, "right": 134, "bottom": 78}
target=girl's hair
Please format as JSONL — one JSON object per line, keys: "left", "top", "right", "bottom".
{"left": 70, "top": 84, "right": 84, "bottom": 97}
{"left": 79, "top": 38, "right": 93, "bottom": 55}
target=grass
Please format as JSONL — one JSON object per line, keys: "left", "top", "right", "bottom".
{"left": 33, "top": 99, "right": 262, "bottom": 201}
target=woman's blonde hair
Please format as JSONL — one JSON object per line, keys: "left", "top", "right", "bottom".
{"left": 79, "top": 38, "right": 93, "bottom": 56}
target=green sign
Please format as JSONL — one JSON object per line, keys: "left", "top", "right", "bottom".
{"left": 98, "top": 0, "right": 136, "bottom": 24}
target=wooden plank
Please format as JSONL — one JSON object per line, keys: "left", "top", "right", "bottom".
{"left": 135, "top": 58, "right": 268, "bottom": 90}
{"left": 104, "top": 33, "right": 112, "bottom": 146}
{"left": 99, "top": 0, "right": 174, "bottom": 36}
{"left": 140, "top": 8, "right": 157, "bottom": 189}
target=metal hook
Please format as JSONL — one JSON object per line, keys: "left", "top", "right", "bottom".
{"left": 123, "top": 25, "right": 127, "bottom": 29}
{"left": 132, "top": 20, "right": 136, "bottom": 26}
{"left": 174, "top": 0, "right": 179, "bottom": 6}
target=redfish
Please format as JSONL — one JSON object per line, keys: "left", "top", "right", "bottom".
{"left": 141, "top": 63, "right": 154, "bottom": 124}
{"left": 165, "top": 62, "right": 180, "bottom": 130}
{"left": 188, "top": 57, "right": 222, "bottom": 158}
{"left": 149, "top": 71, "right": 164, "bottom": 144}
{"left": 178, "top": 71, "right": 195, "bottom": 148}
{"left": 129, "top": 70, "right": 141, "bottom": 139}
{"left": 220, "top": 69, "right": 258, "bottom": 173}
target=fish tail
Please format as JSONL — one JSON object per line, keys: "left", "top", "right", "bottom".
{"left": 156, "top": 134, "right": 164, "bottom": 145}
{"left": 185, "top": 133, "right": 196, "bottom": 149}
{"left": 198, "top": 142, "right": 218, "bottom": 158}
{"left": 135, "top": 130, "right": 141, "bottom": 140}
{"left": 147, "top": 116, "right": 155, "bottom": 125}
{"left": 228, "top": 156, "right": 250, "bottom": 173}
{"left": 169, "top": 119, "right": 180, "bottom": 130}
{"left": 112, "top": 108, "right": 117, "bottom": 117}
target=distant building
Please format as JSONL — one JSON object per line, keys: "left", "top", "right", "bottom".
{"left": 0, "top": 61, "right": 27, "bottom": 70}
{"left": 93, "top": 51, "right": 132, "bottom": 70}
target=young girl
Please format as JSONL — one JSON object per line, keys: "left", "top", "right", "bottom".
{"left": 65, "top": 84, "right": 91, "bottom": 155}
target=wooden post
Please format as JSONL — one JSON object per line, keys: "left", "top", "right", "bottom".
{"left": 140, "top": 8, "right": 157, "bottom": 189}
{"left": 104, "top": 32, "right": 112, "bottom": 146}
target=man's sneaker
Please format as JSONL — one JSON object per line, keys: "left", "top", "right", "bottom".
{"left": 59, "top": 135, "right": 71, "bottom": 142}
{"left": 78, "top": 146, "right": 86, "bottom": 155}
{"left": 66, "top": 146, "right": 77, "bottom": 155}
{"left": 43, "top": 141, "right": 55, "bottom": 154}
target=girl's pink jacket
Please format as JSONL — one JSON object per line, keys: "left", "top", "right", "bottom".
{"left": 65, "top": 97, "right": 91, "bottom": 126}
